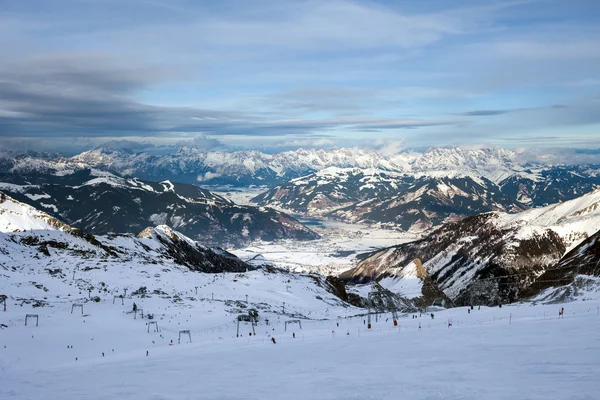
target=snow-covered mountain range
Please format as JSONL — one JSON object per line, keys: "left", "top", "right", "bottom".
{"left": 2, "top": 145, "right": 599, "bottom": 236}
{"left": 253, "top": 168, "right": 529, "bottom": 231}
{"left": 0, "top": 170, "right": 318, "bottom": 247}
{"left": 3, "top": 146, "right": 598, "bottom": 191}
{"left": 340, "top": 188, "right": 600, "bottom": 304}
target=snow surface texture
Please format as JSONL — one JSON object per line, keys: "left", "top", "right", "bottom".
{"left": 2, "top": 300, "right": 600, "bottom": 400}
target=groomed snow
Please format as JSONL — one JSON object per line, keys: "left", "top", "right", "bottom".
{"left": 2, "top": 300, "right": 599, "bottom": 399}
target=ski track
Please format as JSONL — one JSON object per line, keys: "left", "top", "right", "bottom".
{"left": 2, "top": 300, "right": 600, "bottom": 400}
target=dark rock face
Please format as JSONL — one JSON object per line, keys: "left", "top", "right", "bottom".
{"left": 0, "top": 170, "right": 319, "bottom": 247}
{"left": 323, "top": 276, "right": 363, "bottom": 308}
{"left": 137, "top": 226, "right": 251, "bottom": 273}
{"left": 341, "top": 213, "right": 567, "bottom": 306}
{"left": 525, "top": 229, "right": 600, "bottom": 301}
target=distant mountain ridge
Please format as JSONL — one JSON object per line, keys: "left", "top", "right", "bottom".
{"left": 5, "top": 146, "right": 598, "bottom": 190}
{"left": 2, "top": 146, "right": 599, "bottom": 234}
{"left": 0, "top": 169, "right": 319, "bottom": 248}
{"left": 253, "top": 168, "right": 529, "bottom": 231}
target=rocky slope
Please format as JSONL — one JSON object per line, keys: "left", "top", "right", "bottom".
{"left": 527, "top": 229, "right": 600, "bottom": 302}
{"left": 340, "top": 189, "right": 600, "bottom": 305}
{"left": 254, "top": 168, "right": 528, "bottom": 231}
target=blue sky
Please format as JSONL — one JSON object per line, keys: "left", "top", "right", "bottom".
{"left": 1, "top": 0, "right": 599, "bottom": 153}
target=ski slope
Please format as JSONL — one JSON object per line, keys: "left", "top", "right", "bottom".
{"left": 2, "top": 299, "right": 600, "bottom": 400}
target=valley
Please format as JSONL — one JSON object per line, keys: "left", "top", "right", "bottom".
{"left": 2, "top": 146, "right": 600, "bottom": 400}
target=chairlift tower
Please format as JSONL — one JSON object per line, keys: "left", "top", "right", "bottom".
{"left": 236, "top": 314, "right": 257, "bottom": 337}
{"left": 147, "top": 321, "right": 159, "bottom": 333}
{"left": 178, "top": 330, "right": 192, "bottom": 344}
{"left": 71, "top": 303, "right": 83, "bottom": 314}
{"left": 285, "top": 319, "right": 302, "bottom": 331}
{"left": 25, "top": 314, "right": 39, "bottom": 326}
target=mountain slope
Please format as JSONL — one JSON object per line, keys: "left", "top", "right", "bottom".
{"left": 329, "top": 175, "right": 528, "bottom": 231}
{"left": 0, "top": 170, "right": 319, "bottom": 247}
{"left": 254, "top": 169, "right": 527, "bottom": 231}
{"left": 251, "top": 168, "right": 414, "bottom": 215}
{"left": 340, "top": 189, "right": 600, "bottom": 305}
{"left": 527, "top": 229, "right": 600, "bottom": 302}
{"left": 0, "top": 194, "right": 252, "bottom": 273}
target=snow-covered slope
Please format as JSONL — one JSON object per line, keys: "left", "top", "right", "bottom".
{"left": 0, "top": 193, "right": 252, "bottom": 274}
{"left": 0, "top": 194, "right": 366, "bottom": 355}
{"left": 341, "top": 189, "right": 600, "bottom": 305}
{"left": 0, "top": 193, "right": 72, "bottom": 233}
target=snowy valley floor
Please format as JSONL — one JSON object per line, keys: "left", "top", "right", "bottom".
{"left": 2, "top": 300, "right": 600, "bottom": 400}
{"left": 232, "top": 219, "right": 418, "bottom": 275}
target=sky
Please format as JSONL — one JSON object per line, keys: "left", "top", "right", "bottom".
{"left": 1, "top": 0, "right": 600, "bottom": 154}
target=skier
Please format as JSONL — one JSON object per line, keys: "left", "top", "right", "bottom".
{"left": 293, "top": 332, "right": 295, "bottom": 338}
{"left": 271, "top": 337, "right": 277, "bottom": 344}
{"left": 430, "top": 313, "right": 434, "bottom": 319}
{"left": 133, "top": 302, "right": 138, "bottom": 313}
{"left": 468, "top": 309, "right": 471, "bottom": 314}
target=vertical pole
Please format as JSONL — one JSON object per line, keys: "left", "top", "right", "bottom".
{"left": 282, "top": 302, "right": 285, "bottom": 314}
{"left": 509, "top": 313, "right": 512, "bottom": 325}
{"left": 195, "top": 286, "right": 198, "bottom": 295}
{"left": 245, "top": 295, "right": 248, "bottom": 304}
{"left": 212, "top": 293, "right": 214, "bottom": 301}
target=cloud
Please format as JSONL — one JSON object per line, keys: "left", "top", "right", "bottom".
{"left": 458, "top": 105, "right": 568, "bottom": 117}
{"left": 0, "top": 55, "right": 466, "bottom": 145}
{"left": 175, "top": 135, "right": 224, "bottom": 150}
{"left": 515, "top": 147, "right": 600, "bottom": 165}
{"left": 196, "top": 171, "right": 222, "bottom": 182}
{"left": 98, "top": 140, "right": 156, "bottom": 151}
{"left": 1, "top": 0, "right": 599, "bottom": 153}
